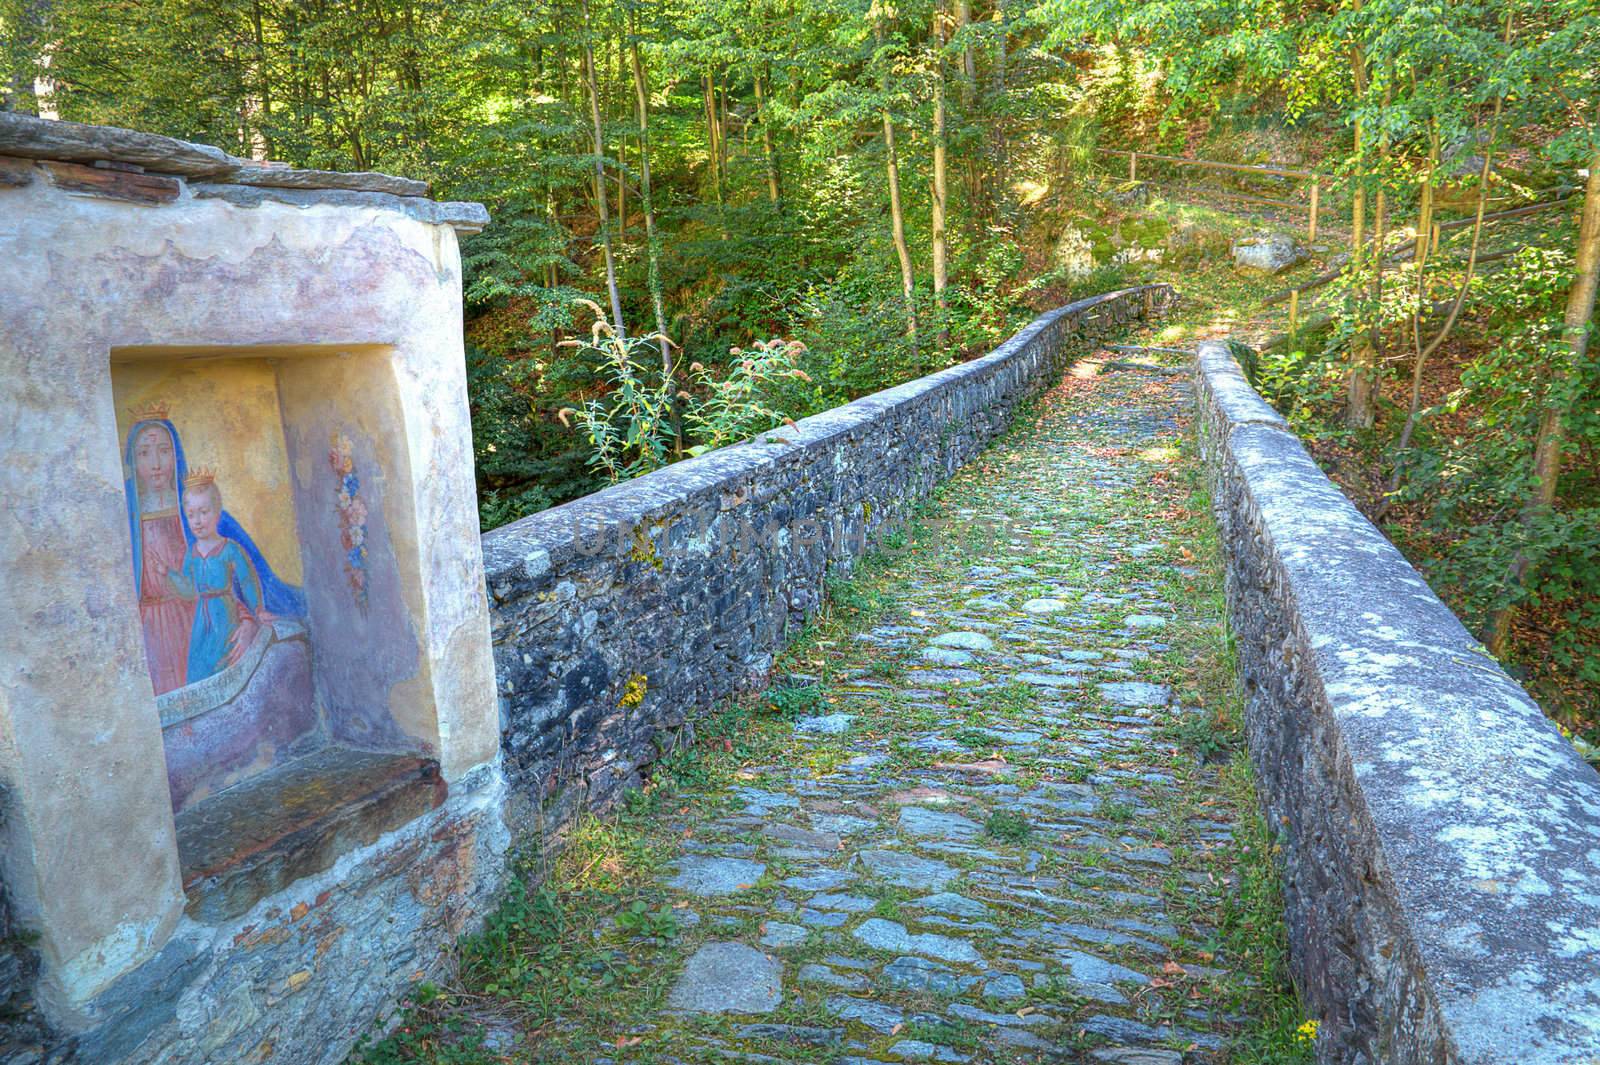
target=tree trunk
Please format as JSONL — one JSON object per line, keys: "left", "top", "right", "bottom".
{"left": 884, "top": 110, "right": 918, "bottom": 346}
{"left": 583, "top": 20, "right": 626, "bottom": 338}
{"left": 703, "top": 72, "right": 723, "bottom": 207}
{"left": 630, "top": 40, "right": 679, "bottom": 452}
{"left": 754, "top": 69, "right": 781, "bottom": 204}
{"left": 1482, "top": 148, "right": 1600, "bottom": 655}
{"left": 989, "top": 0, "right": 1008, "bottom": 187}
{"left": 717, "top": 77, "right": 730, "bottom": 194}
{"left": 956, "top": 0, "right": 975, "bottom": 82}
{"left": 1344, "top": 23, "right": 1375, "bottom": 429}
{"left": 1386, "top": 13, "right": 1513, "bottom": 510}
{"left": 1386, "top": 123, "right": 1495, "bottom": 501}
{"left": 1367, "top": 66, "right": 1392, "bottom": 364}
{"left": 875, "top": 21, "right": 917, "bottom": 346}
{"left": 931, "top": 0, "right": 950, "bottom": 350}
{"left": 617, "top": 136, "right": 628, "bottom": 242}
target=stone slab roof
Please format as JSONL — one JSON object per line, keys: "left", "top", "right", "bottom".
{"left": 0, "top": 112, "right": 487, "bottom": 233}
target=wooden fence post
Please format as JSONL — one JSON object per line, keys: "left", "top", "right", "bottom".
{"left": 1308, "top": 179, "right": 1320, "bottom": 243}
{"left": 1289, "top": 289, "right": 1300, "bottom": 335}
{"left": 1128, "top": 152, "right": 1138, "bottom": 182}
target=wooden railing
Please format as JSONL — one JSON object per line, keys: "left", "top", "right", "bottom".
{"left": 1096, "top": 147, "right": 1326, "bottom": 242}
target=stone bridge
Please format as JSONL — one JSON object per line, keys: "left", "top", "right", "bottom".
{"left": 3, "top": 115, "right": 1598, "bottom": 1065}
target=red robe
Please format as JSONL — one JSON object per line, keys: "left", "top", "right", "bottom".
{"left": 139, "top": 510, "right": 195, "bottom": 695}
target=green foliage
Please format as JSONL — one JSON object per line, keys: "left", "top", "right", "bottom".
{"left": 560, "top": 315, "right": 682, "bottom": 483}
{"left": 1166, "top": 707, "right": 1237, "bottom": 763}
{"left": 560, "top": 308, "right": 808, "bottom": 482}
{"left": 684, "top": 338, "right": 811, "bottom": 455}
{"left": 760, "top": 681, "right": 825, "bottom": 720}
{"left": 613, "top": 900, "right": 680, "bottom": 943}
{"left": 983, "top": 808, "right": 1033, "bottom": 842}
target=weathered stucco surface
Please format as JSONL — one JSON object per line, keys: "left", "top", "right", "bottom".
{"left": 0, "top": 137, "right": 503, "bottom": 1064}
{"left": 1195, "top": 340, "right": 1600, "bottom": 1064}
{"left": 482, "top": 285, "right": 1177, "bottom": 834}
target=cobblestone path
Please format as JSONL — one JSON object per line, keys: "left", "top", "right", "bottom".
{"left": 370, "top": 358, "right": 1290, "bottom": 1065}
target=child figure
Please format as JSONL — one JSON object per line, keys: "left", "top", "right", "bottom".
{"left": 171, "top": 469, "right": 272, "bottom": 684}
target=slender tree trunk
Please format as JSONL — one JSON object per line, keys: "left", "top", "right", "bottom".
{"left": 1413, "top": 128, "right": 1438, "bottom": 273}
{"left": 703, "top": 71, "right": 723, "bottom": 207}
{"left": 1368, "top": 66, "right": 1393, "bottom": 360}
{"left": 1387, "top": 13, "right": 1513, "bottom": 509}
{"left": 617, "top": 137, "right": 628, "bottom": 241}
{"left": 874, "top": 22, "right": 917, "bottom": 346}
{"left": 989, "top": 0, "right": 1008, "bottom": 190}
{"left": 953, "top": 0, "right": 980, "bottom": 219}
{"left": 630, "top": 40, "right": 679, "bottom": 452}
{"left": 754, "top": 68, "right": 781, "bottom": 203}
{"left": 955, "top": 0, "right": 975, "bottom": 82}
{"left": 1387, "top": 124, "right": 1495, "bottom": 498}
{"left": 250, "top": 0, "right": 272, "bottom": 157}
{"left": 583, "top": 20, "right": 626, "bottom": 337}
{"left": 1482, "top": 147, "right": 1600, "bottom": 655}
{"left": 717, "top": 79, "right": 730, "bottom": 190}
{"left": 1344, "top": 25, "right": 1375, "bottom": 429}
{"left": 931, "top": 0, "right": 950, "bottom": 350}
{"left": 884, "top": 110, "right": 918, "bottom": 346}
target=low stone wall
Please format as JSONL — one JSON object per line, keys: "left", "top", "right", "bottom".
{"left": 483, "top": 285, "right": 1176, "bottom": 830}
{"left": 0, "top": 767, "right": 505, "bottom": 1065}
{"left": 1194, "top": 341, "right": 1600, "bottom": 1064}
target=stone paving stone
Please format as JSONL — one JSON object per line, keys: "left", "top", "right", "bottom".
{"left": 1097, "top": 681, "right": 1172, "bottom": 707}
{"left": 665, "top": 856, "right": 766, "bottom": 896}
{"left": 910, "top": 891, "right": 991, "bottom": 918}
{"left": 793, "top": 713, "right": 853, "bottom": 735}
{"left": 731, "top": 1023, "right": 843, "bottom": 1046}
{"left": 797, "top": 963, "right": 865, "bottom": 990}
{"left": 930, "top": 631, "right": 997, "bottom": 651}
{"left": 887, "top": 1038, "right": 970, "bottom": 1062}
{"left": 852, "top": 918, "right": 983, "bottom": 963}
{"left": 761, "top": 823, "right": 841, "bottom": 852}
{"left": 855, "top": 849, "right": 958, "bottom": 888}
{"left": 825, "top": 996, "right": 908, "bottom": 1033}
{"left": 879, "top": 955, "right": 977, "bottom": 994}
{"left": 1088, "top": 1050, "right": 1186, "bottom": 1065}
{"left": 981, "top": 972, "right": 1027, "bottom": 1000}
{"left": 757, "top": 921, "right": 808, "bottom": 948}
{"left": 897, "top": 806, "right": 982, "bottom": 840}
{"left": 780, "top": 869, "right": 853, "bottom": 891}
{"left": 666, "top": 942, "right": 782, "bottom": 1014}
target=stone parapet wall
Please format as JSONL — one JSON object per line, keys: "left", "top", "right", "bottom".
{"left": 1193, "top": 341, "right": 1600, "bottom": 1064}
{"left": 482, "top": 285, "right": 1176, "bottom": 831}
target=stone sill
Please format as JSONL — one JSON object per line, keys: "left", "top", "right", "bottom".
{"left": 175, "top": 747, "right": 445, "bottom": 924}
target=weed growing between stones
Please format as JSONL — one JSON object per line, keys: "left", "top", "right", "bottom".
{"left": 983, "top": 809, "right": 1034, "bottom": 843}
{"left": 352, "top": 347, "right": 1314, "bottom": 1064}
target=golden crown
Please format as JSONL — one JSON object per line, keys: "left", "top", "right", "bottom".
{"left": 128, "top": 399, "right": 170, "bottom": 423}
{"left": 183, "top": 466, "right": 217, "bottom": 490}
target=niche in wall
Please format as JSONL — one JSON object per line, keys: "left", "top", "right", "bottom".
{"left": 111, "top": 345, "right": 447, "bottom": 919}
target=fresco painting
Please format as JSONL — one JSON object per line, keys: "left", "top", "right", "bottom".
{"left": 115, "top": 363, "right": 332, "bottom": 812}
{"left": 115, "top": 361, "right": 310, "bottom": 705}
{"left": 120, "top": 401, "right": 306, "bottom": 699}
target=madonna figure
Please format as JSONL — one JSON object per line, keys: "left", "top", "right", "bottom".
{"left": 122, "top": 404, "right": 306, "bottom": 695}
{"left": 124, "top": 411, "right": 194, "bottom": 694}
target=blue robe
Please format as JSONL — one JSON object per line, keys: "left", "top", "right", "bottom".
{"left": 173, "top": 539, "right": 263, "bottom": 684}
